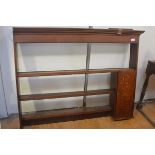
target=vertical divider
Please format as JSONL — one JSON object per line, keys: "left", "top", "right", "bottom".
{"left": 14, "top": 42, "right": 23, "bottom": 128}
{"left": 83, "top": 26, "right": 93, "bottom": 107}
{"left": 129, "top": 43, "right": 139, "bottom": 71}
{"left": 129, "top": 43, "right": 139, "bottom": 110}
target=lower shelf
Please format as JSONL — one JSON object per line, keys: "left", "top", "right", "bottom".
{"left": 22, "top": 105, "right": 112, "bottom": 126}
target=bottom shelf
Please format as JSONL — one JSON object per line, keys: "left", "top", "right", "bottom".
{"left": 22, "top": 105, "right": 112, "bottom": 126}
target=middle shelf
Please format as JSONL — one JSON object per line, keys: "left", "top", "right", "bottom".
{"left": 20, "top": 89, "right": 114, "bottom": 101}
{"left": 17, "top": 68, "right": 127, "bottom": 77}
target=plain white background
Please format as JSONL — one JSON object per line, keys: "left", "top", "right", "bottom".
{"left": 1, "top": 1, "right": 155, "bottom": 155}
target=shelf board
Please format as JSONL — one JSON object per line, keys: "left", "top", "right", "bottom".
{"left": 13, "top": 27, "right": 144, "bottom": 35}
{"left": 22, "top": 105, "right": 112, "bottom": 126}
{"left": 20, "top": 89, "right": 114, "bottom": 101}
{"left": 17, "top": 68, "right": 128, "bottom": 77}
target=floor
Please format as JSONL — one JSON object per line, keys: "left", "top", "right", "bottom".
{"left": 1, "top": 102, "right": 155, "bottom": 129}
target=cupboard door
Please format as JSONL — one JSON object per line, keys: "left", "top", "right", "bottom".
{"left": 112, "top": 69, "right": 136, "bottom": 120}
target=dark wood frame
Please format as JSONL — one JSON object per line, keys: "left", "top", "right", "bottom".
{"left": 13, "top": 27, "right": 144, "bottom": 128}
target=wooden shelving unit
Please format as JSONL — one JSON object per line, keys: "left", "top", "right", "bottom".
{"left": 13, "top": 27, "right": 144, "bottom": 128}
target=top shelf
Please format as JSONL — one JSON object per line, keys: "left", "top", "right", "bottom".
{"left": 13, "top": 27, "right": 144, "bottom": 43}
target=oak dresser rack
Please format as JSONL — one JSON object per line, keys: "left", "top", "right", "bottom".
{"left": 13, "top": 27, "right": 144, "bottom": 128}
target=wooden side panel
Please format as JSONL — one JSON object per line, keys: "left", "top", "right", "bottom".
{"left": 113, "top": 69, "right": 136, "bottom": 120}
{"left": 129, "top": 43, "right": 139, "bottom": 70}
{"left": 14, "top": 43, "right": 23, "bottom": 128}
